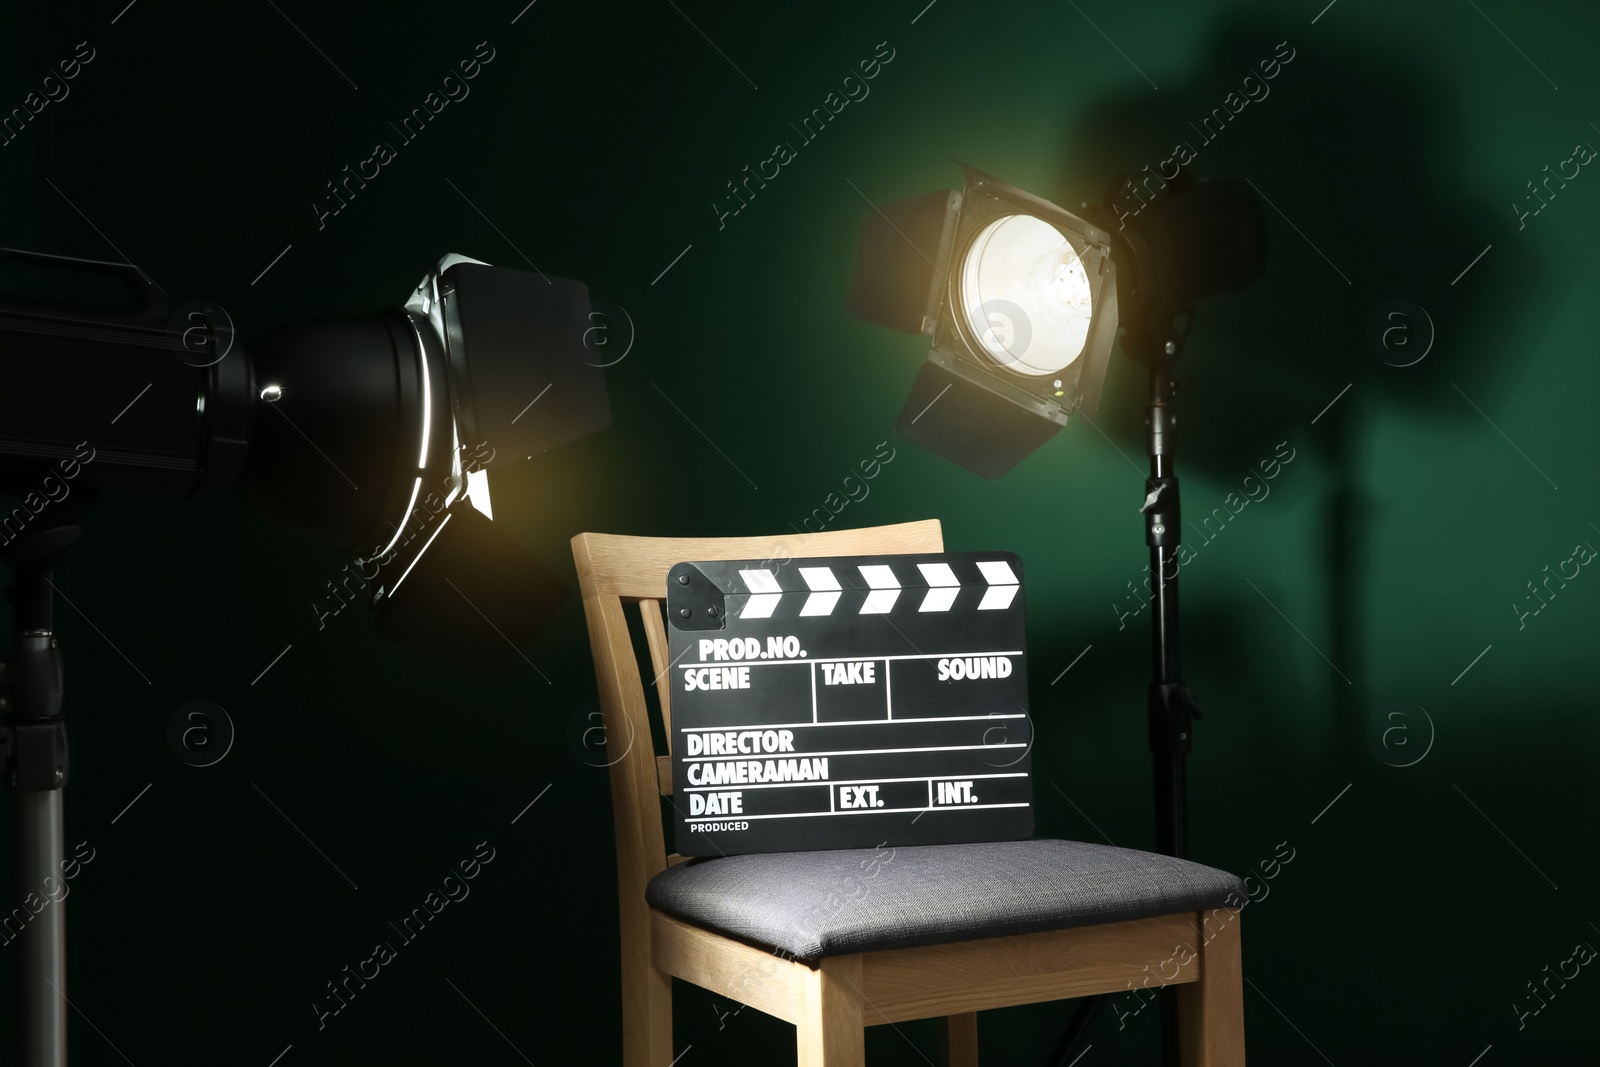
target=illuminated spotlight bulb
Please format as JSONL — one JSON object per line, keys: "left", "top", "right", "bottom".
{"left": 958, "top": 214, "right": 1093, "bottom": 376}
{"left": 260, "top": 384, "right": 283, "bottom": 402}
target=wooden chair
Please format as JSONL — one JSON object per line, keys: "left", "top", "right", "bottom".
{"left": 572, "top": 519, "right": 1245, "bottom": 1066}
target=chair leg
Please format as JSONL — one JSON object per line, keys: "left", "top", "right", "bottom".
{"left": 795, "top": 955, "right": 865, "bottom": 1067}
{"left": 940, "top": 1012, "right": 979, "bottom": 1067}
{"left": 1177, "top": 907, "right": 1245, "bottom": 1067}
{"left": 621, "top": 947, "right": 673, "bottom": 1067}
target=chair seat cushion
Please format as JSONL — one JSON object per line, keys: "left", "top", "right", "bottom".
{"left": 646, "top": 838, "right": 1246, "bottom": 959}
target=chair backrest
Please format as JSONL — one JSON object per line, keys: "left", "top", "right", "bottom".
{"left": 570, "top": 521, "right": 945, "bottom": 901}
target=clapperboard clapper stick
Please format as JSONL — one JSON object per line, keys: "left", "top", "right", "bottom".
{"left": 665, "top": 552, "right": 1033, "bottom": 856}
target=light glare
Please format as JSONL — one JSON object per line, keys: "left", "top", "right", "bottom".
{"left": 958, "top": 214, "right": 1093, "bottom": 377}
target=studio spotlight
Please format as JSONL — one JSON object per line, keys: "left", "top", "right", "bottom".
{"left": 239, "top": 253, "right": 610, "bottom": 671}
{"left": 850, "top": 164, "right": 1266, "bottom": 475}
{"left": 848, "top": 165, "right": 1119, "bottom": 478}
{"left": 0, "top": 248, "right": 610, "bottom": 1066}
{"left": 0, "top": 250, "right": 610, "bottom": 671}
{"left": 849, "top": 155, "right": 1268, "bottom": 862}
{"left": 851, "top": 163, "right": 1267, "bottom": 1067}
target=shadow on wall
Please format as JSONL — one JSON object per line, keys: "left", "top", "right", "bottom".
{"left": 1054, "top": 8, "right": 1556, "bottom": 763}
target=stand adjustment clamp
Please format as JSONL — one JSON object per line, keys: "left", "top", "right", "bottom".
{"left": 1147, "top": 681, "right": 1202, "bottom": 757}
{"left": 3, "top": 721, "right": 69, "bottom": 791}
{"left": 1142, "top": 475, "right": 1181, "bottom": 548}
{"left": 0, "top": 635, "right": 69, "bottom": 791}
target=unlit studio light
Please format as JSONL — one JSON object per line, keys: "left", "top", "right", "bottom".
{"left": 242, "top": 253, "right": 609, "bottom": 671}
{"left": 0, "top": 246, "right": 611, "bottom": 1067}
{"left": 0, "top": 249, "right": 611, "bottom": 671}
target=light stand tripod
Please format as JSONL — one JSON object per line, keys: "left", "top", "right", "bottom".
{"left": 1133, "top": 325, "right": 1204, "bottom": 866}
{"left": 1, "top": 520, "right": 79, "bottom": 1067}
{"left": 1048, "top": 322, "right": 1205, "bottom": 1067}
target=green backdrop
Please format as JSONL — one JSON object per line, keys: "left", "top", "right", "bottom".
{"left": 2, "top": 0, "right": 1595, "bottom": 1062}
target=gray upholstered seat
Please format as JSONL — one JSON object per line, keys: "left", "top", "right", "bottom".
{"left": 646, "top": 838, "right": 1247, "bottom": 959}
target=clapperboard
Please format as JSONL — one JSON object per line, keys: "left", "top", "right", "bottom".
{"left": 666, "top": 552, "right": 1033, "bottom": 856}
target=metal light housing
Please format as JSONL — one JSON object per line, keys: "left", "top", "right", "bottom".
{"left": 849, "top": 165, "right": 1119, "bottom": 478}
{"left": 0, "top": 250, "right": 610, "bottom": 673}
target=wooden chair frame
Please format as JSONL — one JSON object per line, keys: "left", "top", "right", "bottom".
{"left": 572, "top": 520, "right": 1244, "bottom": 1066}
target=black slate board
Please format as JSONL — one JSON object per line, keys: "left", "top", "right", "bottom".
{"left": 666, "top": 551, "right": 1033, "bottom": 856}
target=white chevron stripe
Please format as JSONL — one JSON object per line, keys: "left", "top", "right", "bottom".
{"left": 917, "top": 562, "right": 960, "bottom": 612}
{"left": 737, "top": 569, "right": 783, "bottom": 618}
{"left": 976, "top": 560, "right": 1019, "bottom": 586}
{"left": 857, "top": 564, "right": 901, "bottom": 614}
{"left": 861, "top": 590, "right": 899, "bottom": 613}
{"left": 739, "top": 569, "right": 782, "bottom": 593}
{"left": 800, "top": 592, "right": 840, "bottom": 616}
{"left": 977, "top": 559, "right": 1019, "bottom": 611}
{"left": 798, "top": 566, "right": 842, "bottom": 616}
{"left": 799, "top": 567, "right": 841, "bottom": 590}
{"left": 742, "top": 593, "right": 782, "bottom": 619}
{"left": 978, "top": 585, "right": 1019, "bottom": 610}
{"left": 858, "top": 565, "right": 900, "bottom": 587}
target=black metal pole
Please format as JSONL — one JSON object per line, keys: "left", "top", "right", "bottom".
{"left": 1142, "top": 362, "right": 1203, "bottom": 1067}
{"left": 15, "top": 791, "right": 68, "bottom": 1067}
{"left": 4, "top": 559, "right": 71, "bottom": 1067}
{"left": 1049, "top": 361, "right": 1201, "bottom": 1067}
{"left": 1143, "top": 366, "right": 1193, "bottom": 862}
